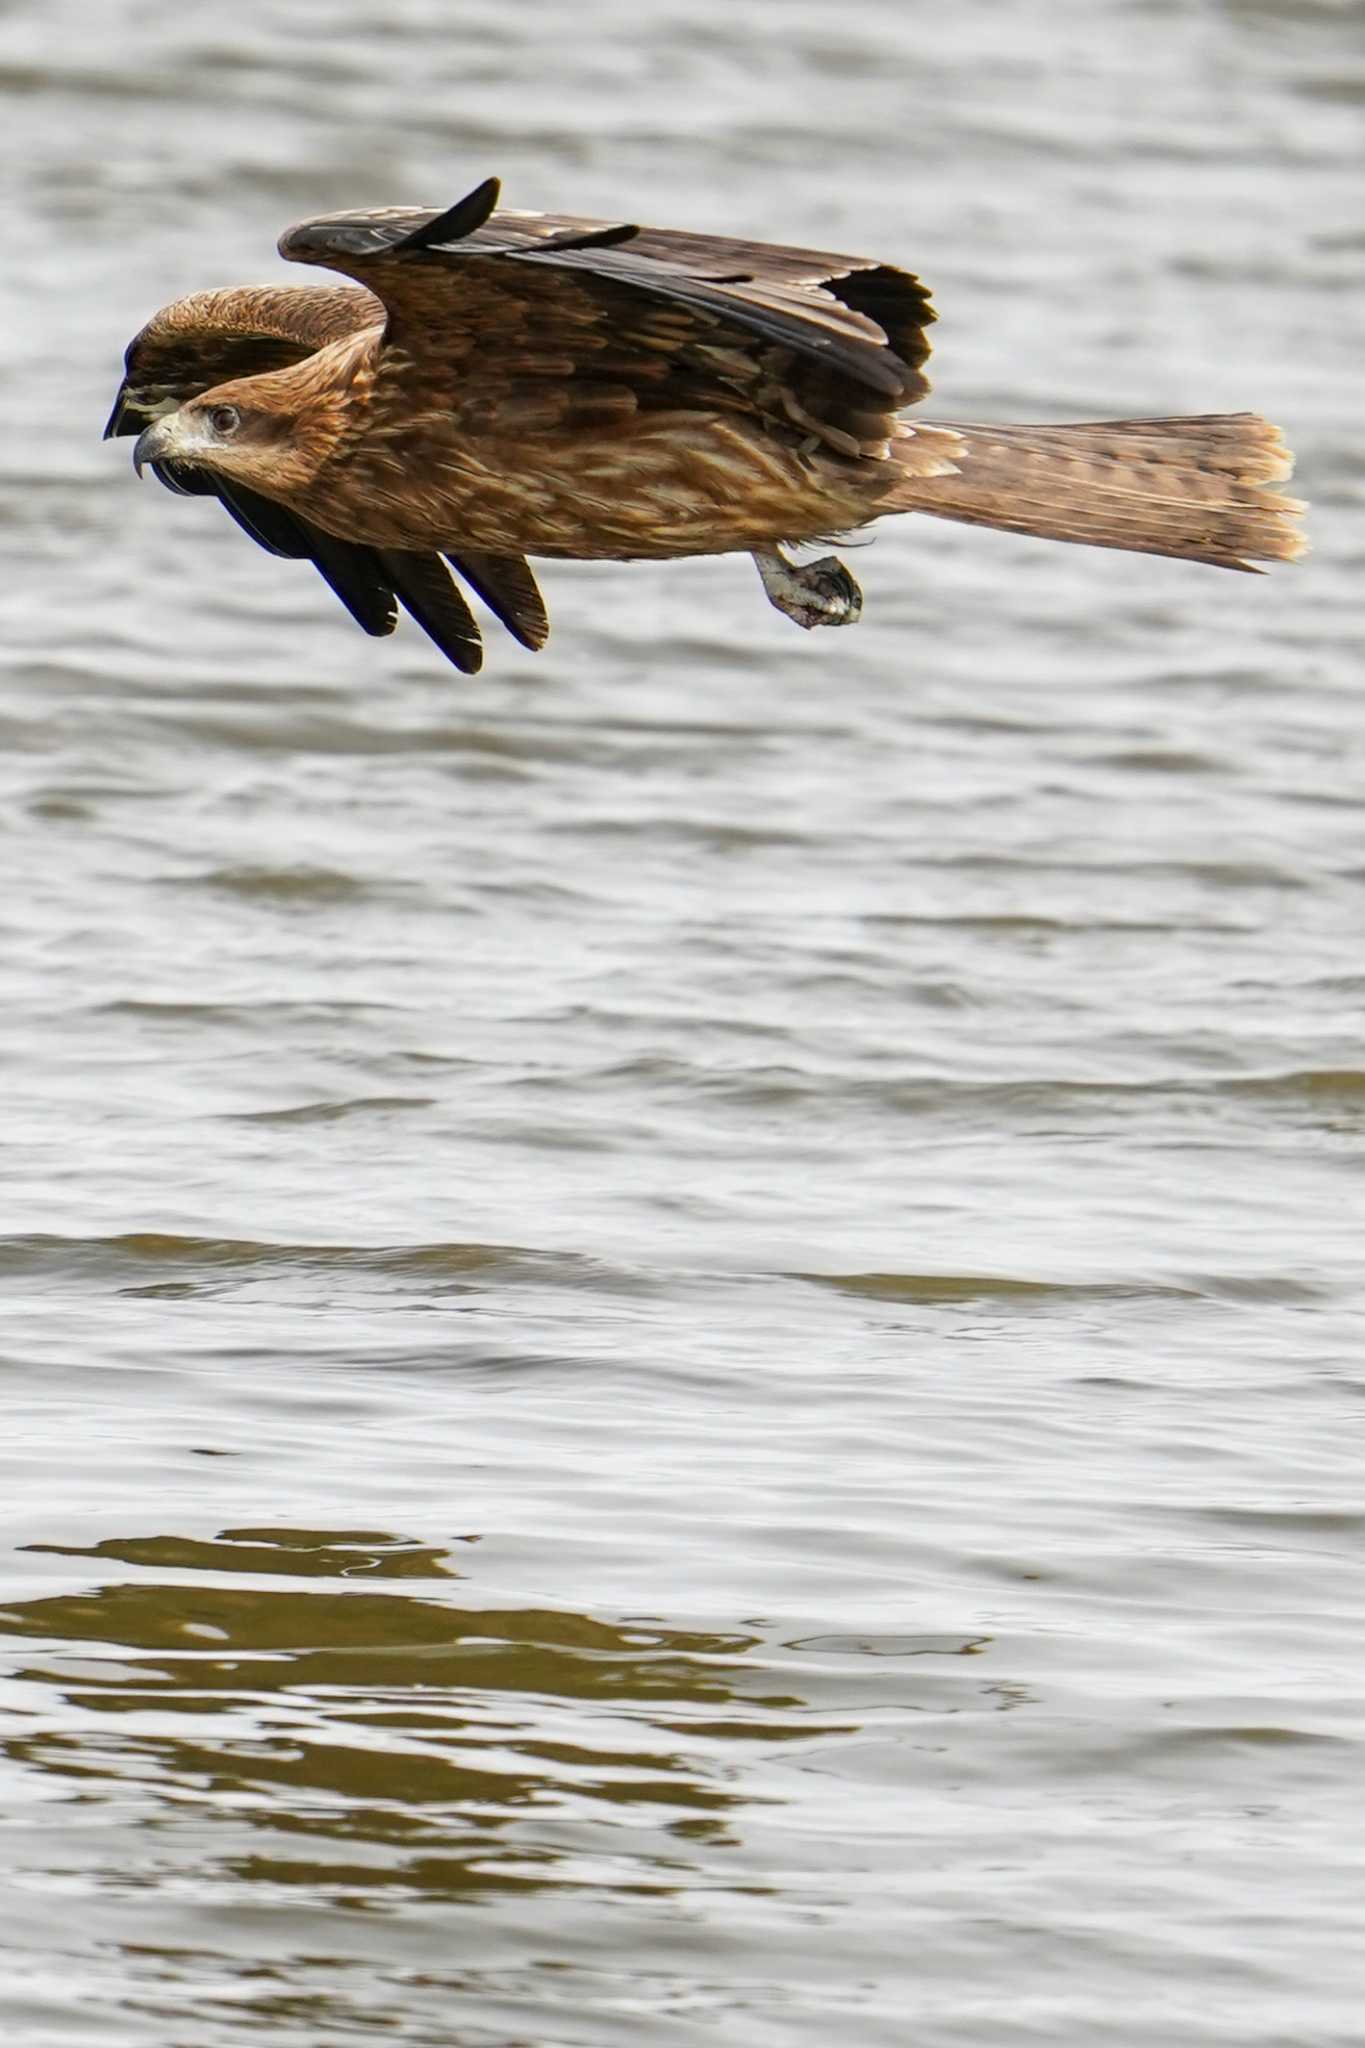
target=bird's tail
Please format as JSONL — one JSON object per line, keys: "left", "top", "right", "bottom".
{"left": 891, "top": 413, "right": 1305, "bottom": 570}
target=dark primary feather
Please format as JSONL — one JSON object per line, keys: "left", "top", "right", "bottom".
{"left": 376, "top": 553, "right": 483, "bottom": 673}
{"left": 127, "top": 455, "right": 401, "bottom": 636}
{"left": 141, "top": 440, "right": 408, "bottom": 644}
{"left": 305, "top": 530, "right": 402, "bottom": 637}
{"left": 210, "top": 478, "right": 313, "bottom": 558}
{"left": 384, "top": 175, "right": 501, "bottom": 253}
{"left": 445, "top": 551, "right": 550, "bottom": 650}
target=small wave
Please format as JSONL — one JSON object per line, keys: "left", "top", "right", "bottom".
{"left": 192, "top": 864, "right": 371, "bottom": 904}
{"left": 796, "top": 1269, "right": 1197, "bottom": 1305}
{"left": 225, "top": 1095, "right": 437, "bottom": 1126}
{"left": 0, "top": 1230, "right": 661, "bottom": 1301}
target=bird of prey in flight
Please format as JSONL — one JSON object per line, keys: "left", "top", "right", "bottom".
{"left": 107, "top": 176, "right": 1304, "bottom": 673}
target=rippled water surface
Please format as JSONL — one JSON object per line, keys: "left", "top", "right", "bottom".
{"left": 2, "top": 1, "right": 1364, "bottom": 2041}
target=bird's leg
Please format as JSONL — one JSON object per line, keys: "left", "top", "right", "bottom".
{"left": 752, "top": 546, "right": 864, "bottom": 630}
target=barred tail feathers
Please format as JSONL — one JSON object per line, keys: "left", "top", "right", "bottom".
{"left": 892, "top": 414, "right": 1305, "bottom": 571}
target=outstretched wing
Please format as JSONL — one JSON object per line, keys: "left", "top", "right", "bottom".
{"left": 106, "top": 281, "right": 548, "bottom": 667}
{"left": 279, "top": 176, "right": 939, "bottom": 465}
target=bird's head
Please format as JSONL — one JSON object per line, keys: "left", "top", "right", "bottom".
{"left": 132, "top": 379, "right": 309, "bottom": 493}
{"left": 128, "top": 329, "right": 370, "bottom": 500}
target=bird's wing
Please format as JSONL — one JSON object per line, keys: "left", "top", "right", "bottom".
{"left": 106, "top": 281, "right": 547, "bottom": 666}
{"left": 279, "top": 177, "right": 940, "bottom": 463}
{"left": 105, "top": 283, "right": 379, "bottom": 433}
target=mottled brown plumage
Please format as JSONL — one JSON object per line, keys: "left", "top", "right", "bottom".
{"left": 107, "top": 177, "right": 1305, "bottom": 670}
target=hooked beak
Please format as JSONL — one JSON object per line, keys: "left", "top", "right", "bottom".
{"left": 132, "top": 414, "right": 180, "bottom": 478}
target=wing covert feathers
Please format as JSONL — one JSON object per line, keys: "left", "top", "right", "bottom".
{"left": 279, "top": 183, "right": 938, "bottom": 434}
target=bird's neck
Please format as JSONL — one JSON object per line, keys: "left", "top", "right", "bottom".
{"left": 237, "top": 327, "right": 386, "bottom": 502}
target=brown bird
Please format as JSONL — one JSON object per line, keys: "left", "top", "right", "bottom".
{"left": 107, "top": 176, "right": 1305, "bottom": 673}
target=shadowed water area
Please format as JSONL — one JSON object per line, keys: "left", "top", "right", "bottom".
{"left": 2, "top": 0, "right": 1364, "bottom": 2042}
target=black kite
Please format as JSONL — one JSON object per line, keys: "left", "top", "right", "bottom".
{"left": 106, "top": 177, "right": 1305, "bottom": 673}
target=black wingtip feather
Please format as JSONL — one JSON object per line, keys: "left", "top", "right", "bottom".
{"left": 378, "top": 551, "right": 484, "bottom": 672}
{"left": 387, "top": 177, "right": 502, "bottom": 256}
{"left": 446, "top": 552, "right": 550, "bottom": 651}
{"left": 524, "top": 221, "right": 640, "bottom": 255}
{"left": 215, "top": 480, "right": 315, "bottom": 558}
{"left": 151, "top": 459, "right": 217, "bottom": 497}
{"left": 103, "top": 385, "right": 130, "bottom": 439}
{"left": 306, "top": 533, "right": 400, "bottom": 638}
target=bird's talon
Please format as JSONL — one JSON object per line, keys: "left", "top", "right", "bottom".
{"left": 753, "top": 547, "right": 864, "bottom": 630}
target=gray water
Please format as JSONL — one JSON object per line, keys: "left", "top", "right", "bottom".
{"left": 2, "top": 1, "right": 1364, "bottom": 2042}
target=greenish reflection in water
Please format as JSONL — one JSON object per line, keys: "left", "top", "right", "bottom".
{"left": 2, "top": 1527, "right": 848, "bottom": 1913}
{"left": 27, "top": 1527, "right": 463, "bottom": 1581}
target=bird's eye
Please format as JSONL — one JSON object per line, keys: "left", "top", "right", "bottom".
{"left": 209, "top": 404, "right": 241, "bottom": 435}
